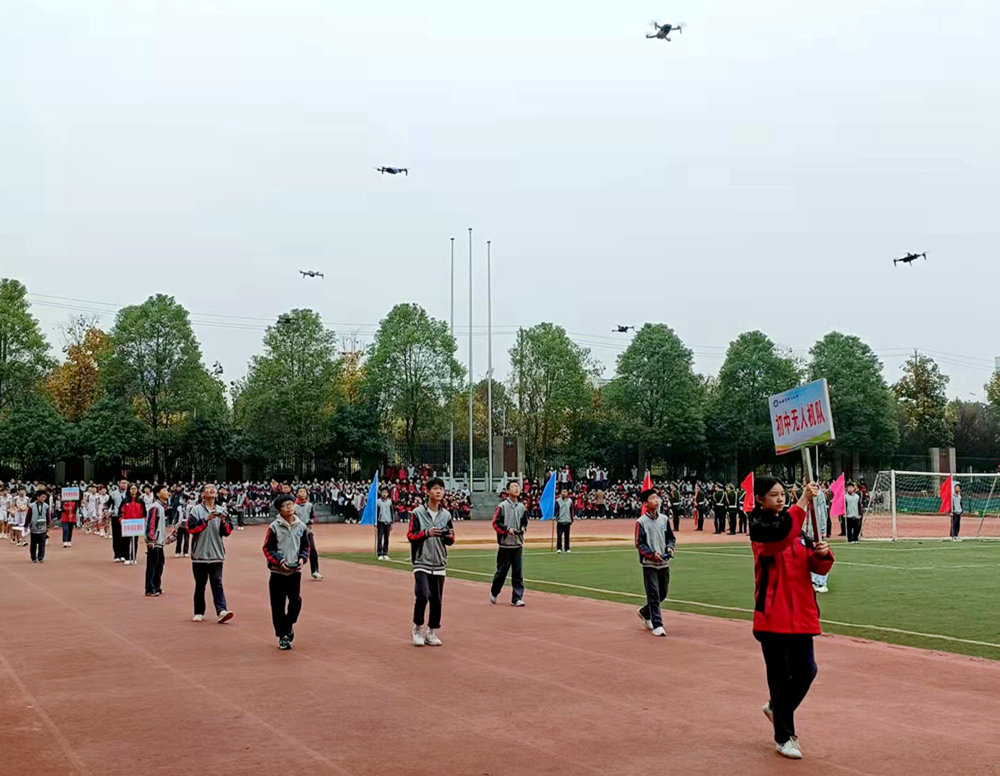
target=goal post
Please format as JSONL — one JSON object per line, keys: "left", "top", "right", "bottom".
{"left": 863, "top": 470, "right": 1000, "bottom": 541}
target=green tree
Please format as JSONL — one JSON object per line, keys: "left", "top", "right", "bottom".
{"left": 365, "top": 304, "right": 463, "bottom": 461}
{"left": 709, "top": 331, "right": 802, "bottom": 474}
{"left": 78, "top": 397, "right": 148, "bottom": 466}
{"left": 509, "top": 323, "right": 596, "bottom": 476}
{"left": 0, "top": 396, "right": 69, "bottom": 475}
{"left": 809, "top": 332, "right": 899, "bottom": 472}
{"left": 233, "top": 309, "right": 339, "bottom": 477}
{"left": 103, "top": 294, "right": 216, "bottom": 476}
{"left": 0, "top": 279, "right": 54, "bottom": 413}
{"left": 893, "top": 353, "right": 952, "bottom": 455}
{"left": 946, "top": 400, "right": 1000, "bottom": 464}
{"left": 605, "top": 323, "right": 705, "bottom": 470}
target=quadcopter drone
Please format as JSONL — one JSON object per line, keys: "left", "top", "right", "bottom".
{"left": 647, "top": 22, "right": 683, "bottom": 40}
{"left": 893, "top": 252, "right": 927, "bottom": 267}
{"left": 376, "top": 167, "right": 408, "bottom": 176}
{"left": 299, "top": 270, "right": 324, "bottom": 279}
{"left": 613, "top": 325, "right": 635, "bottom": 333}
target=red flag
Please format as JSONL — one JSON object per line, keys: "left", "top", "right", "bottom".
{"left": 939, "top": 476, "right": 954, "bottom": 514}
{"left": 640, "top": 472, "right": 654, "bottom": 516}
{"left": 740, "top": 472, "right": 754, "bottom": 512}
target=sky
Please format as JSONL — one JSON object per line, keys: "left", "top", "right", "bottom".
{"left": 2, "top": 0, "right": 997, "bottom": 400}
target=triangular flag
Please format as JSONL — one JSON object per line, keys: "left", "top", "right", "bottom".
{"left": 828, "top": 473, "right": 846, "bottom": 519}
{"left": 539, "top": 472, "right": 557, "bottom": 521}
{"left": 740, "top": 472, "right": 754, "bottom": 512}
{"left": 359, "top": 472, "right": 379, "bottom": 525}
{"left": 939, "top": 476, "right": 954, "bottom": 514}
{"left": 640, "top": 471, "right": 654, "bottom": 516}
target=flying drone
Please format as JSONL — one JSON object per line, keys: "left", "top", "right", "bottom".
{"left": 613, "top": 325, "right": 635, "bottom": 333}
{"left": 647, "top": 22, "right": 683, "bottom": 40}
{"left": 376, "top": 167, "right": 408, "bottom": 176}
{"left": 893, "top": 252, "right": 927, "bottom": 267}
{"left": 299, "top": 270, "right": 324, "bottom": 279}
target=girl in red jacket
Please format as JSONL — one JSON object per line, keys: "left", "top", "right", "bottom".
{"left": 750, "top": 476, "right": 834, "bottom": 761}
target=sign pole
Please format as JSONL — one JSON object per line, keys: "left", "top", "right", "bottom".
{"left": 801, "top": 447, "right": 820, "bottom": 541}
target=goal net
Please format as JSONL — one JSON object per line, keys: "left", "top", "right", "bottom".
{"left": 863, "top": 471, "right": 1000, "bottom": 541}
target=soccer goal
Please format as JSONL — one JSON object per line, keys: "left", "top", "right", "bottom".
{"left": 863, "top": 471, "right": 1000, "bottom": 541}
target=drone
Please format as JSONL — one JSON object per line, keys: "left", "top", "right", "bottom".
{"left": 893, "top": 252, "right": 927, "bottom": 267}
{"left": 613, "top": 325, "right": 635, "bottom": 333}
{"left": 376, "top": 167, "right": 408, "bottom": 176}
{"left": 299, "top": 270, "right": 324, "bottom": 279}
{"left": 647, "top": 22, "right": 683, "bottom": 40}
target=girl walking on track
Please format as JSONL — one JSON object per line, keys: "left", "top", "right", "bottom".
{"left": 750, "top": 476, "right": 834, "bottom": 760}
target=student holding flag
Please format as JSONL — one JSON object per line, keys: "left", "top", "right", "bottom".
{"left": 490, "top": 480, "right": 529, "bottom": 606}
{"left": 555, "top": 487, "right": 574, "bottom": 553}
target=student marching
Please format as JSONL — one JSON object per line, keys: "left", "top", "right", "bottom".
{"left": 263, "top": 493, "right": 311, "bottom": 650}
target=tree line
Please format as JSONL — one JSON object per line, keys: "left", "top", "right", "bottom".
{"left": 0, "top": 277, "right": 991, "bottom": 482}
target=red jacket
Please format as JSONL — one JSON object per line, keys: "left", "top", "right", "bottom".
{"left": 751, "top": 505, "right": 834, "bottom": 635}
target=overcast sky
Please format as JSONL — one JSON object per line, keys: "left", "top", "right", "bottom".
{"left": 2, "top": 0, "right": 997, "bottom": 400}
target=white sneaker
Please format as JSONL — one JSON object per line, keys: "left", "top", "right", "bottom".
{"left": 218, "top": 610, "right": 234, "bottom": 624}
{"left": 412, "top": 625, "right": 426, "bottom": 646}
{"left": 776, "top": 738, "right": 802, "bottom": 759}
{"left": 763, "top": 702, "right": 774, "bottom": 725}
{"left": 637, "top": 608, "right": 653, "bottom": 630}
{"left": 425, "top": 629, "right": 442, "bottom": 646}
{"left": 565, "top": 549, "right": 572, "bottom": 553}
{"left": 556, "top": 549, "right": 563, "bottom": 553}
{"left": 816, "top": 585, "right": 829, "bottom": 593}
{"left": 512, "top": 600, "right": 526, "bottom": 607}
{"left": 490, "top": 594, "right": 497, "bottom": 605}
{"left": 192, "top": 614, "right": 204, "bottom": 622}
{"left": 651, "top": 626, "right": 666, "bottom": 637}
{"left": 311, "top": 572, "right": 324, "bottom": 580}
{"left": 383, "top": 555, "right": 390, "bottom": 560}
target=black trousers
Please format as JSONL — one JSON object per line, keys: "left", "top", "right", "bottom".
{"left": 61, "top": 522, "right": 74, "bottom": 543}
{"left": 672, "top": 511, "right": 681, "bottom": 532}
{"left": 713, "top": 507, "right": 726, "bottom": 533}
{"left": 491, "top": 546, "right": 524, "bottom": 602}
{"left": 950, "top": 512, "right": 962, "bottom": 538}
{"left": 174, "top": 526, "right": 189, "bottom": 555}
{"left": 377, "top": 523, "right": 391, "bottom": 556}
{"left": 838, "top": 516, "right": 846, "bottom": 536}
{"left": 269, "top": 572, "right": 302, "bottom": 638}
{"left": 308, "top": 530, "right": 320, "bottom": 574}
{"left": 756, "top": 633, "right": 817, "bottom": 745}
{"left": 695, "top": 508, "right": 705, "bottom": 531}
{"left": 639, "top": 566, "right": 670, "bottom": 629}
{"left": 145, "top": 546, "right": 164, "bottom": 593}
{"left": 846, "top": 517, "right": 861, "bottom": 543}
{"left": 413, "top": 572, "right": 445, "bottom": 629}
{"left": 728, "top": 511, "right": 738, "bottom": 534}
{"left": 556, "top": 522, "right": 571, "bottom": 551}
{"left": 192, "top": 562, "right": 227, "bottom": 616}
{"left": 738, "top": 512, "right": 748, "bottom": 533}
{"left": 111, "top": 517, "right": 124, "bottom": 559}
{"left": 29, "top": 533, "right": 47, "bottom": 561}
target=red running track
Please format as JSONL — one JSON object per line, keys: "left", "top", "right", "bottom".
{"left": 1, "top": 529, "right": 998, "bottom": 776}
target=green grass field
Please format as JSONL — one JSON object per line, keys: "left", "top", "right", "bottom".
{"left": 329, "top": 540, "right": 1000, "bottom": 660}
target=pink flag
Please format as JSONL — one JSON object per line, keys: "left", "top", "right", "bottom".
{"left": 828, "top": 473, "right": 846, "bottom": 519}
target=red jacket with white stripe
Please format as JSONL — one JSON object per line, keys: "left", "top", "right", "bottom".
{"left": 750, "top": 505, "right": 834, "bottom": 635}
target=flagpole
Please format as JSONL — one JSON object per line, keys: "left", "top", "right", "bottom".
{"left": 449, "top": 237, "right": 455, "bottom": 489}
{"left": 487, "top": 239, "right": 494, "bottom": 496}
{"left": 468, "top": 227, "right": 474, "bottom": 493}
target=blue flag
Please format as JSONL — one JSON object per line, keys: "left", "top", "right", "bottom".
{"left": 539, "top": 472, "right": 557, "bottom": 521}
{"left": 359, "top": 472, "right": 379, "bottom": 525}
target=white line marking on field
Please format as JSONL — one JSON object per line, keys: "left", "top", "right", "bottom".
{"left": 378, "top": 558, "right": 1000, "bottom": 650}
